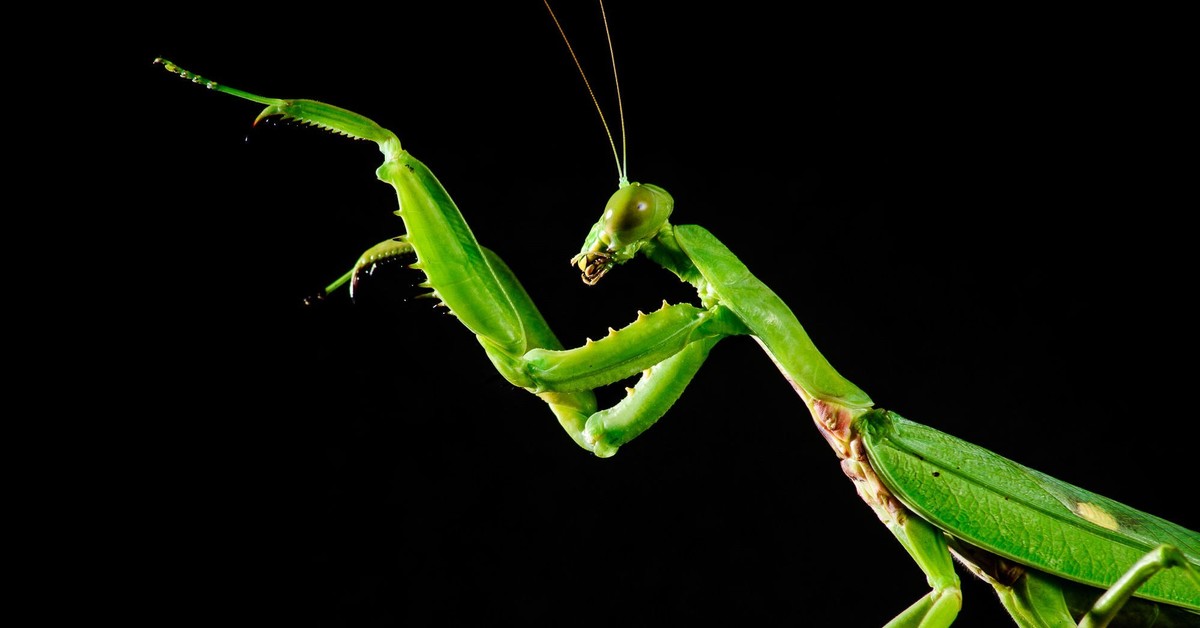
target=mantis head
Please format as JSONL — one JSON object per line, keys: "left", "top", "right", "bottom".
{"left": 544, "top": 2, "right": 674, "bottom": 284}
{"left": 571, "top": 182, "right": 674, "bottom": 285}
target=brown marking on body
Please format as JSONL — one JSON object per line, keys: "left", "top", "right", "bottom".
{"left": 809, "top": 399, "right": 907, "bottom": 527}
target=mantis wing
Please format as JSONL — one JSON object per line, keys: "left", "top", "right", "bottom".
{"left": 860, "top": 410, "right": 1200, "bottom": 610}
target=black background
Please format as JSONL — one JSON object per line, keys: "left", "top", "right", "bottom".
{"left": 125, "top": 2, "right": 1195, "bottom": 626}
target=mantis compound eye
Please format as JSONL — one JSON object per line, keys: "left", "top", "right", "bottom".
{"left": 600, "top": 183, "right": 674, "bottom": 250}
{"left": 571, "top": 183, "right": 675, "bottom": 285}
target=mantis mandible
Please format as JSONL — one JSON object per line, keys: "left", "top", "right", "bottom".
{"left": 154, "top": 2, "right": 1195, "bottom": 624}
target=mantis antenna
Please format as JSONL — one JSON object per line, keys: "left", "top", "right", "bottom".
{"left": 543, "top": 0, "right": 629, "bottom": 187}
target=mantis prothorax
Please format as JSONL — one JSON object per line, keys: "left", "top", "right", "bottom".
{"left": 154, "top": 3, "right": 1199, "bottom": 625}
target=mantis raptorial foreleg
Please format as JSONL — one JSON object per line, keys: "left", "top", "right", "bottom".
{"left": 154, "top": 59, "right": 754, "bottom": 457}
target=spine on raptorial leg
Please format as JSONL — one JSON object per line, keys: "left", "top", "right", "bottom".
{"left": 583, "top": 337, "right": 722, "bottom": 458}
{"left": 155, "top": 58, "right": 403, "bottom": 155}
{"left": 520, "top": 302, "right": 730, "bottom": 393}
{"left": 377, "top": 157, "right": 534, "bottom": 357}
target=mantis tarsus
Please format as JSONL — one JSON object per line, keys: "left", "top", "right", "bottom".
{"left": 154, "top": 3, "right": 1195, "bottom": 624}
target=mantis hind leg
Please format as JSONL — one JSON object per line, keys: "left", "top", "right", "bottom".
{"left": 949, "top": 539, "right": 1200, "bottom": 627}
{"left": 1076, "top": 544, "right": 1200, "bottom": 628}
{"left": 983, "top": 565, "right": 1200, "bottom": 628}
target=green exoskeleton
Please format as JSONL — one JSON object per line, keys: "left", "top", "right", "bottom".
{"left": 154, "top": 4, "right": 1199, "bottom": 625}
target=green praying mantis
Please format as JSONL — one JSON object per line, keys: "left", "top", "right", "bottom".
{"left": 154, "top": 3, "right": 1198, "bottom": 626}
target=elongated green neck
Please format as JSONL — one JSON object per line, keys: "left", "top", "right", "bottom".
{"left": 646, "top": 223, "right": 874, "bottom": 413}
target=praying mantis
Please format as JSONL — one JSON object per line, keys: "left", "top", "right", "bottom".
{"left": 150, "top": 2, "right": 1198, "bottom": 625}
